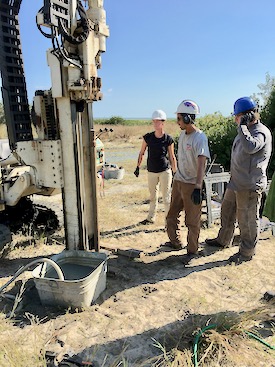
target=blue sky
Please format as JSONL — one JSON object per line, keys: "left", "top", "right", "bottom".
{"left": 17, "top": 0, "right": 275, "bottom": 118}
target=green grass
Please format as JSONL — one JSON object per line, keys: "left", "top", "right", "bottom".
{"left": 95, "top": 118, "right": 151, "bottom": 126}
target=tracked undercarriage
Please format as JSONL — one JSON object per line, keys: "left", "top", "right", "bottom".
{"left": 0, "top": 197, "right": 59, "bottom": 248}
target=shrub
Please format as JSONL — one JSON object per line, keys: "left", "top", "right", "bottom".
{"left": 95, "top": 116, "right": 126, "bottom": 125}
{"left": 95, "top": 117, "right": 151, "bottom": 126}
{"left": 174, "top": 113, "right": 236, "bottom": 171}
{"left": 197, "top": 113, "right": 236, "bottom": 171}
{"left": 260, "top": 88, "right": 275, "bottom": 177}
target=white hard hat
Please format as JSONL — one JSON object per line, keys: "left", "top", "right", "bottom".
{"left": 176, "top": 100, "right": 200, "bottom": 114}
{"left": 152, "top": 109, "right": 167, "bottom": 120}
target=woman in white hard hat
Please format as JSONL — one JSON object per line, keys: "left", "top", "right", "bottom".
{"left": 134, "top": 110, "right": 177, "bottom": 225}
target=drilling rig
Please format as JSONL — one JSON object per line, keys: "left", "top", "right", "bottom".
{"left": 0, "top": 0, "right": 109, "bottom": 251}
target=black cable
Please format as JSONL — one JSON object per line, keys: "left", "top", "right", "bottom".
{"left": 36, "top": 3, "right": 84, "bottom": 68}
{"left": 36, "top": 7, "right": 55, "bottom": 39}
{"left": 54, "top": 35, "right": 82, "bottom": 69}
{"left": 58, "top": 0, "right": 89, "bottom": 45}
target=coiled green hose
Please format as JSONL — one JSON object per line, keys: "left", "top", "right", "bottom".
{"left": 193, "top": 323, "right": 275, "bottom": 367}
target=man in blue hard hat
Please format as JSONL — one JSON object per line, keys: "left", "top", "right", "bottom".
{"left": 205, "top": 96, "right": 272, "bottom": 264}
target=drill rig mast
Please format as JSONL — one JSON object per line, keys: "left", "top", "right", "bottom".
{"left": 0, "top": 0, "right": 109, "bottom": 251}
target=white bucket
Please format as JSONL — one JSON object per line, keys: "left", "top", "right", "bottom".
{"left": 102, "top": 164, "right": 125, "bottom": 180}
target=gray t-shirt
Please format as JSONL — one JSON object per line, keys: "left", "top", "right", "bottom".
{"left": 174, "top": 129, "right": 210, "bottom": 184}
{"left": 228, "top": 121, "right": 272, "bottom": 191}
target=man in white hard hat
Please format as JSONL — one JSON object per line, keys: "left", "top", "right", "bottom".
{"left": 134, "top": 109, "right": 177, "bottom": 224}
{"left": 165, "top": 100, "right": 210, "bottom": 264}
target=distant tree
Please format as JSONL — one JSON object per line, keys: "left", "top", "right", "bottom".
{"left": 257, "top": 72, "right": 275, "bottom": 106}
{"left": 261, "top": 88, "right": 275, "bottom": 130}
{"left": 260, "top": 87, "right": 275, "bottom": 177}
{"left": 105, "top": 116, "right": 126, "bottom": 125}
{"left": 251, "top": 72, "right": 275, "bottom": 113}
{"left": 249, "top": 73, "right": 275, "bottom": 177}
{"left": 197, "top": 113, "right": 236, "bottom": 171}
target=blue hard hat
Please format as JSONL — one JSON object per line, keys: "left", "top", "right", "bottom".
{"left": 233, "top": 97, "right": 257, "bottom": 115}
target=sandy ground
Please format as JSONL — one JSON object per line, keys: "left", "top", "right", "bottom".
{"left": 0, "top": 192, "right": 274, "bottom": 366}
{"left": 0, "top": 144, "right": 274, "bottom": 366}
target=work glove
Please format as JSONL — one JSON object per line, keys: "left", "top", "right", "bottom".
{"left": 134, "top": 166, "right": 140, "bottom": 177}
{"left": 191, "top": 188, "right": 202, "bottom": 205}
{"left": 240, "top": 112, "right": 254, "bottom": 125}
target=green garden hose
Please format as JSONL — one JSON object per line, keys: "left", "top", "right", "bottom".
{"left": 193, "top": 323, "right": 275, "bottom": 367}
{"left": 193, "top": 324, "right": 217, "bottom": 367}
{"left": 245, "top": 330, "right": 275, "bottom": 350}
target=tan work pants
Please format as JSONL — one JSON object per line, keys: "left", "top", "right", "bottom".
{"left": 166, "top": 180, "right": 202, "bottom": 253}
{"left": 217, "top": 188, "right": 262, "bottom": 257}
{"left": 147, "top": 169, "right": 172, "bottom": 222}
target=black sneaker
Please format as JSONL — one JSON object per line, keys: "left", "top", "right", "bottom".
{"left": 204, "top": 238, "right": 224, "bottom": 248}
{"left": 228, "top": 252, "right": 252, "bottom": 265}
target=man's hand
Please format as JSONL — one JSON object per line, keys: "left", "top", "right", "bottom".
{"left": 240, "top": 112, "right": 254, "bottom": 125}
{"left": 134, "top": 166, "right": 140, "bottom": 177}
{"left": 191, "top": 188, "right": 202, "bottom": 205}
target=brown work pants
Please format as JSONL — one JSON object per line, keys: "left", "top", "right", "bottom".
{"left": 217, "top": 188, "right": 262, "bottom": 257}
{"left": 166, "top": 180, "right": 202, "bottom": 253}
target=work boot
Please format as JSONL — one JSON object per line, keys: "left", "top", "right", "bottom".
{"left": 161, "top": 241, "right": 183, "bottom": 250}
{"left": 227, "top": 252, "right": 253, "bottom": 265}
{"left": 204, "top": 238, "right": 224, "bottom": 248}
{"left": 263, "top": 291, "right": 275, "bottom": 302}
{"left": 181, "top": 252, "right": 197, "bottom": 265}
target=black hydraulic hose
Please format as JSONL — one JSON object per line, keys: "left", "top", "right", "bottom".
{"left": 36, "top": 7, "right": 55, "bottom": 39}
{"left": 58, "top": 0, "right": 90, "bottom": 45}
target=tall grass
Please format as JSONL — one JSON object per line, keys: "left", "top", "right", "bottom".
{"left": 0, "top": 315, "right": 47, "bottom": 367}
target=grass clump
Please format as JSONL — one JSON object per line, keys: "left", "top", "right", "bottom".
{"left": 0, "top": 313, "right": 47, "bottom": 367}
{"left": 146, "top": 307, "right": 275, "bottom": 367}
